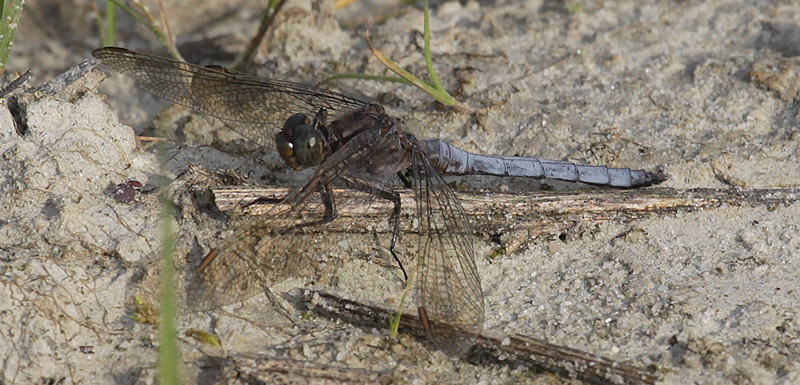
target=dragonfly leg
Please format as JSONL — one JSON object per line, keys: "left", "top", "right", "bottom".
{"left": 341, "top": 176, "right": 408, "bottom": 282}
{"left": 396, "top": 171, "right": 412, "bottom": 189}
{"left": 295, "top": 183, "right": 337, "bottom": 228}
{"left": 240, "top": 183, "right": 338, "bottom": 241}
{"left": 276, "top": 183, "right": 338, "bottom": 234}
{"left": 246, "top": 183, "right": 338, "bottom": 230}
{"left": 320, "top": 183, "right": 337, "bottom": 223}
{"left": 387, "top": 193, "right": 406, "bottom": 282}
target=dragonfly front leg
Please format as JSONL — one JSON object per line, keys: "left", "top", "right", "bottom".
{"left": 291, "top": 183, "right": 338, "bottom": 229}
{"left": 396, "top": 170, "right": 413, "bottom": 189}
{"left": 241, "top": 183, "right": 338, "bottom": 228}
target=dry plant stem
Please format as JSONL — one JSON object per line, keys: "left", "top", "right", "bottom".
{"left": 366, "top": 35, "right": 472, "bottom": 113}
{"left": 334, "top": 0, "right": 357, "bottom": 9}
{"left": 33, "top": 59, "right": 97, "bottom": 96}
{"left": 0, "top": 69, "right": 31, "bottom": 97}
{"left": 294, "top": 288, "right": 659, "bottom": 385}
{"left": 155, "top": 0, "right": 175, "bottom": 49}
{"left": 134, "top": 135, "right": 168, "bottom": 142}
{"left": 213, "top": 186, "right": 799, "bottom": 239}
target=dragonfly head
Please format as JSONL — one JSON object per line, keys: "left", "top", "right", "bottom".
{"left": 276, "top": 113, "right": 326, "bottom": 170}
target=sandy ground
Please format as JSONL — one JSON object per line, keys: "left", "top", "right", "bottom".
{"left": 1, "top": 0, "right": 799, "bottom": 384}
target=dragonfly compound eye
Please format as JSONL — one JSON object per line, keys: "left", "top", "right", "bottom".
{"left": 276, "top": 114, "right": 326, "bottom": 170}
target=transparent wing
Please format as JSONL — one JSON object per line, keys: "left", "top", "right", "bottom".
{"left": 185, "top": 188, "right": 332, "bottom": 311}
{"left": 92, "top": 47, "right": 366, "bottom": 148}
{"left": 186, "top": 125, "right": 405, "bottom": 311}
{"left": 411, "top": 145, "right": 484, "bottom": 356}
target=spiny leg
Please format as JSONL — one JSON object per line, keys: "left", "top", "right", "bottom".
{"left": 286, "top": 183, "right": 338, "bottom": 230}
{"left": 341, "top": 176, "right": 408, "bottom": 282}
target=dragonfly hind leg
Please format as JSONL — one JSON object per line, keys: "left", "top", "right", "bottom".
{"left": 341, "top": 176, "right": 408, "bottom": 282}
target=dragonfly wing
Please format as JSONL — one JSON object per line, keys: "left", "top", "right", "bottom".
{"left": 411, "top": 146, "right": 484, "bottom": 356}
{"left": 186, "top": 126, "right": 406, "bottom": 312}
{"left": 186, "top": 194, "right": 331, "bottom": 311}
{"left": 92, "top": 47, "right": 365, "bottom": 148}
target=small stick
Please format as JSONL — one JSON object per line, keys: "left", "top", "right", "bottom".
{"left": 34, "top": 58, "right": 97, "bottom": 96}
{"left": 292, "top": 288, "right": 659, "bottom": 385}
{"left": 0, "top": 70, "right": 31, "bottom": 97}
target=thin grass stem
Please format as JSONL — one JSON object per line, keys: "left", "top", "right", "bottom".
{"left": 155, "top": 139, "right": 181, "bottom": 385}
{"left": 329, "top": 1, "right": 472, "bottom": 112}
{"left": 324, "top": 72, "right": 411, "bottom": 85}
{"left": 106, "top": 0, "right": 184, "bottom": 61}
{"left": 0, "top": 0, "right": 25, "bottom": 73}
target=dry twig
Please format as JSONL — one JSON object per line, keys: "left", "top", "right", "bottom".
{"left": 214, "top": 186, "right": 799, "bottom": 242}
{"left": 292, "top": 288, "right": 659, "bottom": 385}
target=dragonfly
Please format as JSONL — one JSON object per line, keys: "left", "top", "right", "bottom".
{"left": 92, "top": 47, "right": 666, "bottom": 355}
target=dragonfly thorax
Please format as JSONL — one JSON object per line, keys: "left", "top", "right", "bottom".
{"left": 276, "top": 113, "right": 327, "bottom": 170}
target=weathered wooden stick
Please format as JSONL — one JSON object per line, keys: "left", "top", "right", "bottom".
{"left": 292, "top": 288, "right": 660, "bottom": 385}
{"left": 214, "top": 186, "right": 799, "bottom": 241}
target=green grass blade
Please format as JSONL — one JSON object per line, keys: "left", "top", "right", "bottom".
{"left": 101, "top": 1, "right": 117, "bottom": 46}
{"left": 0, "top": 0, "right": 25, "bottom": 73}
{"left": 324, "top": 72, "right": 414, "bottom": 86}
{"left": 367, "top": 36, "right": 471, "bottom": 111}
{"left": 153, "top": 109, "right": 181, "bottom": 384}
{"left": 156, "top": 168, "right": 181, "bottom": 385}
{"left": 106, "top": 0, "right": 183, "bottom": 61}
{"left": 326, "top": 2, "right": 471, "bottom": 112}
{"left": 390, "top": 254, "right": 421, "bottom": 339}
{"left": 422, "top": 0, "right": 443, "bottom": 91}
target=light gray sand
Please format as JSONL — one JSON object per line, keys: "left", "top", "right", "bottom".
{"left": 1, "top": 0, "right": 798, "bottom": 383}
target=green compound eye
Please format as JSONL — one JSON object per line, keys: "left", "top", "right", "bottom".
{"left": 276, "top": 113, "right": 326, "bottom": 170}
{"left": 289, "top": 122, "right": 324, "bottom": 167}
